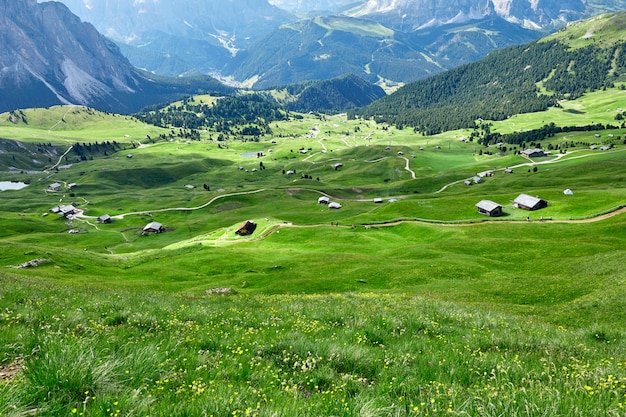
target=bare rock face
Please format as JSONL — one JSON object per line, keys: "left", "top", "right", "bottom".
{"left": 347, "top": 0, "right": 586, "bottom": 31}
{"left": 0, "top": 0, "right": 230, "bottom": 112}
{"left": 0, "top": 0, "right": 140, "bottom": 111}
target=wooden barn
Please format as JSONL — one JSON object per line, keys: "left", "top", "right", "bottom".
{"left": 476, "top": 200, "right": 503, "bottom": 217}
{"left": 513, "top": 194, "right": 548, "bottom": 211}
{"left": 143, "top": 222, "right": 165, "bottom": 234}
{"left": 98, "top": 214, "right": 112, "bottom": 224}
{"left": 236, "top": 220, "right": 257, "bottom": 236}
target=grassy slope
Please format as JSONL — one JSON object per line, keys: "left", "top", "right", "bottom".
{"left": 0, "top": 106, "right": 168, "bottom": 145}
{"left": 1, "top": 90, "right": 626, "bottom": 415}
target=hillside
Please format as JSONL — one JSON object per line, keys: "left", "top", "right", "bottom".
{"left": 3, "top": 11, "right": 626, "bottom": 416}
{"left": 1, "top": 80, "right": 626, "bottom": 415}
{"left": 356, "top": 11, "right": 626, "bottom": 134}
{"left": 278, "top": 74, "right": 387, "bottom": 113}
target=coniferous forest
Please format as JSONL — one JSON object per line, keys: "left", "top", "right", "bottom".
{"left": 354, "top": 40, "right": 626, "bottom": 135}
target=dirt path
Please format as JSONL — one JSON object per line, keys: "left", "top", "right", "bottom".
{"left": 44, "top": 145, "right": 74, "bottom": 173}
{"left": 400, "top": 156, "right": 417, "bottom": 179}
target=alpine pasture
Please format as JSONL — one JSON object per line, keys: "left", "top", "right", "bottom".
{"left": 1, "top": 90, "right": 626, "bottom": 416}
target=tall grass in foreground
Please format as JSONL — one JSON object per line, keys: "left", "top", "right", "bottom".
{"left": 1, "top": 277, "right": 625, "bottom": 416}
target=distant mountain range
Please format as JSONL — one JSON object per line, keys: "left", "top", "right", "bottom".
{"left": 4, "top": 1, "right": 626, "bottom": 114}
{"left": 50, "top": 0, "right": 626, "bottom": 89}
{"left": 54, "top": 0, "right": 295, "bottom": 76}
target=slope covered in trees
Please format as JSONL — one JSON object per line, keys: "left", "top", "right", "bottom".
{"left": 282, "top": 74, "right": 386, "bottom": 113}
{"left": 355, "top": 12, "right": 626, "bottom": 135}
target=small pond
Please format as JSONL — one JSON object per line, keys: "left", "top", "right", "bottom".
{"left": 241, "top": 151, "right": 265, "bottom": 158}
{"left": 0, "top": 181, "right": 29, "bottom": 191}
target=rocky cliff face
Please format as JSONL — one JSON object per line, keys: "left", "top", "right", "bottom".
{"left": 0, "top": 0, "right": 230, "bottom": 113}
{"left": 0, "top": 0, "right": 141, "bottom": 111}
{"left": 348, "top": 0, "right": 586, "bottom": 30}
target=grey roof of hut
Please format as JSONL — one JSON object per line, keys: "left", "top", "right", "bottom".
{"left": 144, "top": 222, "right": 163, "bottom": 232}
{"left": 513, "top": 194, "right": 547, "bottom": 210}
{"left": 476, "top": 200, "right": 502, "bottom": 212}
{"left": 98, "top": 214, "right": 112, "bottom": 223}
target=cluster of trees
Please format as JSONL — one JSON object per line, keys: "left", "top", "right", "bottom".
{"left": 134, "top": 94, "right": 287, "bottom": 138}
{"left": 72, "top": 141, "right": 122, "bottom": 160}
{"left": 353, "top": 40, "right": 626, "bottom": 134}
{"left": 282, "top": 75, "right": 386, "bottom": 114}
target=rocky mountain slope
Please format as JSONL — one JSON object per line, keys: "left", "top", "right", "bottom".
{"left": 347, "top": 0, "right": 587, "bottom": 31}
{"left": 0, "top": 0, "right": 231, "bottom": 113}
{"left": 55, "top": 0, "right": 295, "bottom": 76}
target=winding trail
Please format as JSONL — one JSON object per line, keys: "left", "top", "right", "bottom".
{"left": 400, "top": 156, "right": 417, "bottom": 179}
{"left": 44, "top": 145, "right": 74, "bottom": 173}
{"left": 109, "top": 188, "right": 271, "bottom": 220}
{"left": 47, "top": 106, "right": 78, "bottom": 133}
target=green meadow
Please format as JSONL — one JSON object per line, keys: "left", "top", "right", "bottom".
{"left": 1, "top": 89, "right": 626, "bottom": 415}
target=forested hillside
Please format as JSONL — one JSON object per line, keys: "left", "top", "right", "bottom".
{"left": 282, "top": 74, "right": 386, "bottom": 113}
{"left": 355, "top": 12, "right": 626, "bottom": 135}
{"left": 134, "top": 94, "right": 287, "bottom": 139}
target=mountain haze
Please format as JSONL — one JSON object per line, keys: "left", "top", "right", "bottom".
{"left": 228, "top": 15, "right": 539, "bottom": 88}
{"left": 54, "top": 0, "right": 295, "bottom": 76}
{"left": 49, "top": 0, "right": 619, "bottom": 85}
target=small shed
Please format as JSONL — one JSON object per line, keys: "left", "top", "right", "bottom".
{"left": 98, "top": 214, "right": 112, "bottom": 224}
{"left": 236, "top": 220, "right": 257, "bottom": 236}
{"left": 476, "top": 200, "right": 503, "bottom": 217}
{"left": 513, "top": 194, "right": 548, "bottom": 211}
{"left": 374, "top": 198, "right": 383, "bottom": 204}
{"left": 472, "top": 176, "right": 483, "bottom": 184}
{"left": 564, "top": 189, "right": 574, "bottom": 195}
{"left": 464, "top": 180, "right": 472, "bottom": 186}
{"left": 521, "top": 149, "right": 547, "bottom": 157}
{"left": 332, "top": 163, "right": 343, "bottom": 170}
{"left": 48, "top": 183, "right": 62, "bottom": 192}
{"left": 143, "top": 222, "right": 164, "bottom": 234}
{"left": 328, "top": 202, "right": 342, "bottom": 209}
{"left": 318, "top": 196, "right": 330, "bottom": 204}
